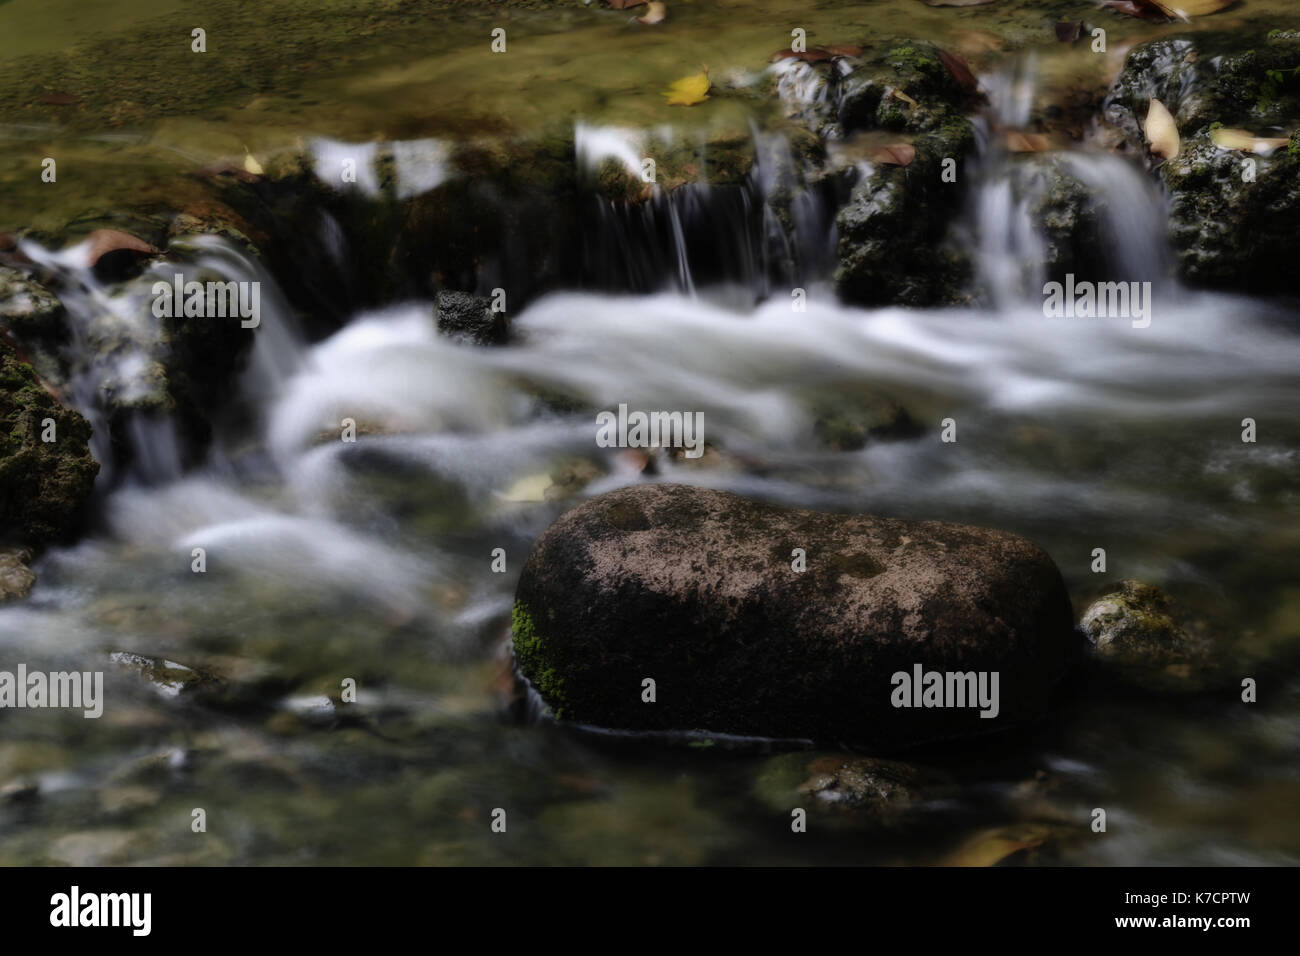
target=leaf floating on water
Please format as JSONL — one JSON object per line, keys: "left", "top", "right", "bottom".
{"left": 1144, "top": 97, "right": 1180, "bottom": 160}
{"left": 636, "top": 1, "right": 667, "bottom": 24}
{"left": 920, "top": 0, "right": 998, "bottom": 6}
{"left": 242, "top": 147, "right": 264, "bottom": 176}
{"left": 83, "top": 229, "right": 160, "bottom": 268}
{"left": 940, "top": 824, "right": 1051, "bottom": 867}
{"left": 868, "top": 144, "right": 916, "bottom": 166}
{"left": 605, "top": 0, "right": 647, "bottom": 9}
{"left": 662, "top": 69, "right": 710, "bottom": 106}
{"left": 39, "top": 91, "right": 80, "bottom": 106}
{"left": 499, "top": 473, "right": 553, "bottom": 503}
{"left": 1098, "top": 0, "right": 1171, "bottom": 20}
{"left": 1210, "top": 127, "right": 1291, "bottom": 154}
{"left": 771, "top": 48, "right": 834, "bottom": 63}
{"left": 938, "top": 49, "right": 979, "bottom": 95}
{"left": 821, "top": 43, "right": 864, "bottom": 58}
{"left": 1054, "top": 21, "right": 1084, "bottom": 43}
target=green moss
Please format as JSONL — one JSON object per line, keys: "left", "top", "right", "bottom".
{"left": 511, "top": 600, "right": 567, "bottom": 718}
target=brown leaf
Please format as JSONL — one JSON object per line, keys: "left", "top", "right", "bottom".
{"left": 38, "top": 92, "right": 79, "bottom": 106}
{"left": 83, "top": 229, "right": 160, "bottom": 268}
{"left": 1004, "top": 131, "right": 1054, "bottom": 152}
{"left": 869, "top": 144, "right": 916, "bottom": 166}
{"left": 1054, "top": 21, "right": 1084, "bottom": 42}
{"left": 822, "top": 43, "right": 863, "bottom": 58}
{"left": 1098, "top": 0, "right": 1171, "bottom": 20}
{"left": 921, "top": 0, "right": 998, "bottom": 6}
{"left": 771, "top": 48, "right": 833, "bottom": 63}
{"left": 938, "top": 49, "right": 979, "bottom": 95}
{"left": 605, "top": 0, "right": 647, "bottom": 9}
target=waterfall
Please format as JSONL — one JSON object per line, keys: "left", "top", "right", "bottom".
{"left": 14, "top": 232, "right": 304, "bottom": 487}
{"left": 967, "top": 58, "right": 1173, "bottom": 309}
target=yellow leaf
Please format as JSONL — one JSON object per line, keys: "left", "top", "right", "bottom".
{"left": 939, "top": 824, "right": 1052, "bottom": 867}
{"left": 499, "top": 473, "right": 553, "bottom": 503}
{"left": 1144, "top": 98, "right": 1179, "bottom": 160}
{"left": 242, "top": 148, "right": 264, "bottom": 176}
{"left": 1153, "top": 0, "right": 1238, "bottom": 18}
{"left": 662, "top": 70, "right": 710, "bottom": 107}
{"left": 1210, "top": 127, "right": 1291, "bottom": 155}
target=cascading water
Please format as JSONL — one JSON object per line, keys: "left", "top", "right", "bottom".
{"left": 3, "top": 64, "right": 1299, "bottom": 867}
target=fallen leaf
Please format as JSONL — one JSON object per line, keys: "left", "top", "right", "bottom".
{"left": 636, "top": 1, "right": 666, "bottom": 24}
{"left": 1144, "top": 97, "right": 1180, "bottom": 159}
{"left": 921, "top": 0, "right": 998, "bottom": 6}
{"left": 1210, "top": 127, "right": 1291, "bottom": 154}
{"left": 243, "top": 148, "right": 264, "bottom": 176}
{"left": 1098, "top": 0, "right": 1171, "bottom": 20}
{"left": 940, "top": 824, "right": 1051, "bottom": 867}
{"left": 955, "top": 31, "right": 1004, "bottom": 56}
{"left": 1004, "top": 131, "right": 1054, "bottom": 152}
{"left": 889, "top": 88, "right": 920, "bottom": 109}
{"left": 193, "top": 162, "right": 262, "bottom": 183}
{"left": 499, "top": 473, "right": 553, "bottom": 503}
{"left": 1153, "top": 0, "right": 1237, "bottom": 16}
{"left": 822, "top": 43, "right": 863, "bottom": 58}
{"left": 606, "top": 0, "right": 647, "bottom": 8}
{"left": 38, "top": 92, "right": 79, "bottom": 106}
{"left": 868, "top": 144, "right": 916, "bottom": 165}
{"left": 1054, "top": 21, "right": 1084, "bottom": 43}
{"left": 938, "top": 49, "right": 979, "bottom": 95}
{"left": 83, "top": 229, "right": 159, "bottom": 268}
{"left": 662, "top": 69, "right": 710, "bottom": 106}
{"left": 771, "top": 48, "right": 833, "bottom": 63}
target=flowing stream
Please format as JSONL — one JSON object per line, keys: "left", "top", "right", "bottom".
{"left": 2, "top": 29, "right": 1300, "bottom": 865}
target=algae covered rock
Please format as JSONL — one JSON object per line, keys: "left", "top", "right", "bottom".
{"left": 754, "top": 751, "right": 951, "bottom": 828}
{"left": 512, "top": 483, "right": 1077, "bottom": 750}
{"left": 0, "top": 342, "right": 98, "bottom": 545}
{"left": 1080, "top": 580, "right": 1218, "bottom": 690}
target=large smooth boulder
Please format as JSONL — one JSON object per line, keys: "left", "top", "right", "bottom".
{"left": 512, "top": 484, "right": 1077, "bottom": 751}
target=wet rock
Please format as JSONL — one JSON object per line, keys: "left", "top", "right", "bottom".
{"left": 434, "top": 290, "right": 508, "bottom": 346}
{"left": 512, "top": 483, "right": 1077, "bottom": 750}
{"left": 0, "top": 341, "right": 98, "bottom": 545}
{"left": 834, "top": 120, "right": 976, "bottom": 306}
{"left": 1080, "top": 580, "right": 1217, "bottom": 690}
{"left": 109, "top": 651, "right": 220, "bottom": 698}
{"left": 0, "top": 547, "right": 36, "bottom": 602}
{"left": 754, "top": 752, "right": 950, "bottom": 827}
{"left": 1104, "top": 33, "right": 1300, "bottom": 293}
{"left": 811, "top": 393, "right": 924, "bottom": 451}
{"left": 0, "top": 266, "right": 68, "bottom": 386}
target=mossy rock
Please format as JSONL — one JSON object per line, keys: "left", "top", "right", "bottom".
{"left": 1104, "top": 32, "right": 1300, "bottom": 293}
{"left": 0, "top": 342, "right": 98, "bottom": 546}
{"left": 1080, "top": 580, "right": 1220, "bottom": 691}
{"left": 753, "top": 751, "right": 951, "bottom": 828}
